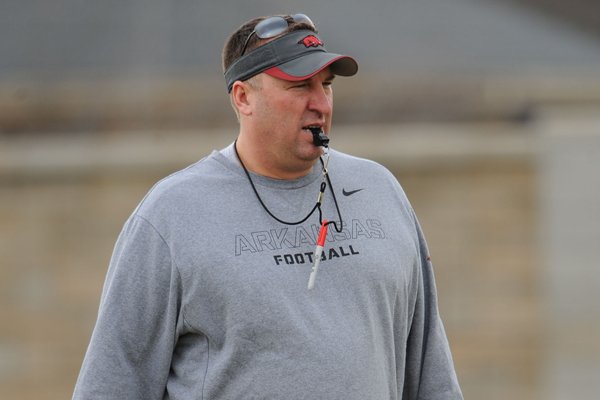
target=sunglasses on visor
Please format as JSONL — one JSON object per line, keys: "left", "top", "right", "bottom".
{"left": 240, "top": 14, "right": 315, "bottom": 56}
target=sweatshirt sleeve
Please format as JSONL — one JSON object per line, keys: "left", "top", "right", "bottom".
{"left": 402, "top": 211, "right": 463, "bottom": 400}
{"left": 73, "top": 215, "right": 182, "bottom": 400}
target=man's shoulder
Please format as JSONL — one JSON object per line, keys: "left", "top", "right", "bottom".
{"left": 329, "top": 148, "right": 409, "bottom": 204}
{"left": 134, "top": 152, "right": 232, "bottom": 217}
{"left": 149, "top": 155, "right": 216, "bottom": 193}
{"left": 330, "top": 149, "right": 396, "bottom": 179}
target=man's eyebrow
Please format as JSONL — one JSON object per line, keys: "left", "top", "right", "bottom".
{"left": 325, "top": 74, "right": 335, "bottom": 82}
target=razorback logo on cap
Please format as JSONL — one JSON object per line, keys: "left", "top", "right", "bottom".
{"left": 298, "top": 35, "right": 324, "bottom": 48}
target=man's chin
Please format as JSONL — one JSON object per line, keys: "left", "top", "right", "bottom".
{"left": 299, "top": 150, "right": 324, "bottom": 165}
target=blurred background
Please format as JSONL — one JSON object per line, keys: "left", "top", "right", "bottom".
{"left": 1, "top": 0, "right": 599, "bottom": 399}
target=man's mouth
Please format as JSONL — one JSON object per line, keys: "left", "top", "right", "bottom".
{"left": 302, "top": 125, "right": 324, "bottom": 134}
{"left": 304, "top": 125, "right": 329, "bottom": 147}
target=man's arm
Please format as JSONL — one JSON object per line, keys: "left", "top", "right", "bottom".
{"left": 73, "top": 215, "right": 182, "bottom": 399}
{"left": 402, "top": 212, "right": 463, "bottom": 399}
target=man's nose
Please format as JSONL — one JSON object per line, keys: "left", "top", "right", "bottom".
{"left": 308, "top": 85, "right": 333, "bottom": 116}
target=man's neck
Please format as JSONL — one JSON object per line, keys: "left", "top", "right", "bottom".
{"left": 234, "top": 135, "right": 316, "bottom": 180}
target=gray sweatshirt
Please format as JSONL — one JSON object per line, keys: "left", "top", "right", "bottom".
{"left": 73, "top": 144, "right": 463, "bottom": 399}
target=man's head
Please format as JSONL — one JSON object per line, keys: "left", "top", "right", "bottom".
{"left": 222, "top": 15, "right": 358, "bottom": 179}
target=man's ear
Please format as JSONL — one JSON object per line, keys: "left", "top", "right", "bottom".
{"left": 231, "top": 81, "right": 253, "bottom": 117}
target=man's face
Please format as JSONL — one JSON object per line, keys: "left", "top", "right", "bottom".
{"left": 247, "top": 68, "right": 335, "bottom": 176}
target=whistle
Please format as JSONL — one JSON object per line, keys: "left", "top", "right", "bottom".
{"left": 308, "top": 127, "right": 329, "bottom": 148}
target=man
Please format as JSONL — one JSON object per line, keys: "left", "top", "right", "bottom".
{"left": 73, "top": 14, "right": 463, "bottom": 399}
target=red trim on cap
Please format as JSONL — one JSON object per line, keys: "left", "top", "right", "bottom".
{"left": 264, "top": 56, "right": 347, "bottom": 81}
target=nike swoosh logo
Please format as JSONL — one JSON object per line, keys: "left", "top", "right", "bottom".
{"left": 342, "top": 188, "right": 364, "bottom": 196}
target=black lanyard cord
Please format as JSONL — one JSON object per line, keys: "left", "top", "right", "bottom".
{"left": 233, "top": 140, "right": 344, "bottom": 232}
{"left": 322, "top": 165, "right": 343, "bottom": 233}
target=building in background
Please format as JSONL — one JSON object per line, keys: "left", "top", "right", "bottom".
{"left": 1, "top": 1, "right": 599, "bottom": 399}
